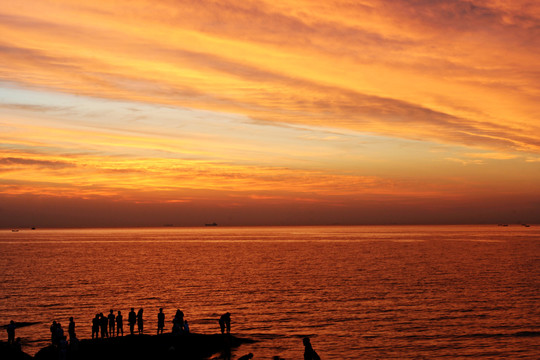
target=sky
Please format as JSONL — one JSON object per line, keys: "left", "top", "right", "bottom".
{"left": 1, "top": 0, "right": 539, "bottom": 227}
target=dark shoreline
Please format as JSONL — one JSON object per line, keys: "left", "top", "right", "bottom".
{"left": 2, "top": 333, "right": 254, "bottom": 360}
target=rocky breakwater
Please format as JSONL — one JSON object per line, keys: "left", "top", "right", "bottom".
{"left": 3, "top": 333, "right": 253, "bottom": 360}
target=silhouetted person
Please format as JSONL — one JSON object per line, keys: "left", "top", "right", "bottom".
{"left": 183, "top": 320, "right": 190, "bottom": 333}
{"left": 219, "top": 312, "right": 231, "bottom": 334}
{"left": 157, "top": 308, "right": 165, "bottom": 335}
{"left": 303, "top": 337, "right": 321, "bottom": 360}
{"left": 50, "top": 321, "right": 58, "bottom": 344}
{"left": 116, "top": 311, "right": 123, "bottom": 336}
{"left": 108, "top": 310, "right": 115, "bottom": 337}
{"left": 128, "top": 308, "right": 136, "bottom": 335}
{"left": 55, "top": 323, "right": 64, "bottom": 346}
{"left": 172, "top": 310, "right": 184, "bottom": 334}
{"left": 92, "top": 314, "right": 100, "bottom": 339}
{"left": 68, "top": 317, "right": 76, "bottom": 341}
{"left": 137, "top": 308, "right": 144, "bottom": 334}
{"left": 218, "top": 316, "right": 225, "bottom": 334}
{"left": 238, "top": 353, "right": 253, "bottom": 360}
{"left": 99, "top": 313, "right": 108, "bottom": 338}
{"left": 6, "top": 320, "right": 15, "bottom": 345}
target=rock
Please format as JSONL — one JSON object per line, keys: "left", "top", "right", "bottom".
{"left": 0, "top": 341, "right": 33, "bottom": 360}
{"left": 34, "top": 333, "right": 254, "bottom": 360}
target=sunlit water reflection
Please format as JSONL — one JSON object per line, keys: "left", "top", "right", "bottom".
{"left": 1, "top": 226, "right": 539, "bottom": 359}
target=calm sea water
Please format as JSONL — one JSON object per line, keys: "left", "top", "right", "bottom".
{"left": 0, "top": 225, "right": 539, "bottom": 359}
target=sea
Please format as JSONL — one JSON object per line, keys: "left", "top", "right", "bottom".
{"left": 0, "top": 225, "right": 539, "bottom": 359}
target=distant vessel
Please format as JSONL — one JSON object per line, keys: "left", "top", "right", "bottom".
{"left": 205, "top": 222, "right": 218, "bottom": 227}
{"left": 522, "top": 224, "right": 530, "bottom": 227}
{"left": 498, "top": 224, "right": 508, "bottom": 227}
{"left": 11, "top": 229, "right": 19, "bottom": 232}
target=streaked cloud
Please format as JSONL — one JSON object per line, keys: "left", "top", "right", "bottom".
{"left": 1, "top": 0, "right": 538, "bottom": 151}
{"left": 0, "top": 0, "right": 539, "bottom": 225}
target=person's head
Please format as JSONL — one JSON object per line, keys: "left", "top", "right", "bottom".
{"left": 131, "top": 308, "right": 134, "bottom": 311}
{"left": 69, "top": 317, "right": 73, "bottom": 322}
{"left": 110, "top": 309, "right": 113, "bottom": 314}
{"left": 303, "top": 337, "right": 311, "bottom": 347}
{"left": 10, "top": 320, "right": 14, "bottom": 325}
{"left": 118, "top": 311, "right": 121, "bottom": 315}
{"left": 159, "top": 308, "right": 163, "bottom": 312}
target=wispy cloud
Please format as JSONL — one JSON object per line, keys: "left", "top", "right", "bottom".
{"left": 1, "top": 0, "right": 539, "bottom": 225}
{"left": 0, "top": 0, "right": 538, "bottom": 152}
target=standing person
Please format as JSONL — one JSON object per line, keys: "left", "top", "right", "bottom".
{"left": 6, "top": 320, "right": 16, "bottom": 345}
{"left": 116, "top": 311, "right": 123, "bottom": 336}
{"left": 303, "top": 337, "right": 321, "bottom": 360}
{"left": 91, "top": 315, "right": 100, "bottom": 339}
{"left": 128, "top": 308, "right": 136, "bottom": 335}
{"left": 157, "top": 308, "right": 165, "bottom": 335}
{"left": 224, "top": 313, "right": 231, "bottom": 334}
{"left": 50, "top": 321, "right": 58, "bottom": 344}
{"left": 172, "top": 309, "right": 184, "bottom": 334}
{"left": 219, "top": 312, "right": 231, "bottom": 334}
{"left": 108, "top": 310, "right": 115, "bottom": 337}
{"left": 218, "top": 315, "right": 225, "bottom": 334}
{"left": 68, "top": 317, "right": 76, "bottom": 341}
{"left": 99, "top": 313, "right": 108, "bottom": 338}
{"left": 55, "top": 323, "right": 64, "bottom": 345}
{"left": 137, "top": 308, "right": 144, "bottom": 334}
{"left": 183, "top": 320, "right": 190, "bottom": 333}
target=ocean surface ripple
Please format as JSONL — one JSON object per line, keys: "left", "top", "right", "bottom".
{"left": 1, "top": 225, "right": 539, "bottom": 359}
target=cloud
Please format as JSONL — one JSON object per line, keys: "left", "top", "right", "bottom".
{"left": 0, "top": 157, "right": 75, "bottom": 169}
{"left": 1, "top": 0, "right": 538, "bottom": 155}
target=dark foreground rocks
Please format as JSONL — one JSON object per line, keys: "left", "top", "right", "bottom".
{"left": 4, "top": 333, "right": 253, "bottom": 360}
{"left": 0, "top": 341, "right": 33, "bottom": 360}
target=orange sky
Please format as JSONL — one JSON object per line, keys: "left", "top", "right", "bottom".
{"left": 1, "top": 0, "right": 539, "bottom": 227}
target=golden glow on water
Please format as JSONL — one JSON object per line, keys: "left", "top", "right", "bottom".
{"left": 1, "top": 226, "right": 539, "bottom": 359}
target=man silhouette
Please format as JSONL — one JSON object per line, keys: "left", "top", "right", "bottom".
{"left": 128, "top": 308, "right": 136, "bottom": 335}
{"left": 91, "top": 315, "right": 99, "bottom": 339}
{"left": 68, "top": 317, "right": 76, "bottom": 341}
{"left": 108, "top": 310, "right": 115, "bottom": 337}
{"left": 6, "top": 320, "right": 15, "bottom": 345}
{"left": 137, "top": 308, "right": 144, "bottom": 334}
{"left": 116, "top": 311, "right": 123, "bottom": 336}
{"left": 219, "top": 312, "right": 231, "bottom": 334}
{"left": 303, "top": 337, "right": 321, "bottom": 360}
{"left": 157, "top": 308, "right": 165, "bottom": 335}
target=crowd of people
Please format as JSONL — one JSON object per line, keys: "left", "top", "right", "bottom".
{"left": 88, "top": 307, "right": 192, "bottom": 338}
{"left": 5, "top": 312, "right": 321, "bottom": 359}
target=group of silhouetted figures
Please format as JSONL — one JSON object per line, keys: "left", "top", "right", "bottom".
{"left": 6, "top": 312, "right": 322, "bottom": 359}
{"left": 89, "top": 308, "right": 191, "bottom": 338}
